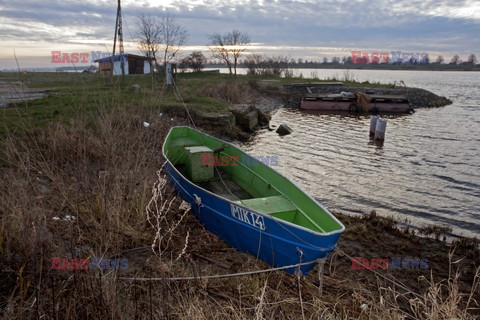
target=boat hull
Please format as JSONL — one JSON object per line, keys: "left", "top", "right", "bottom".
{"left": 164, "top": 161, "right": 342, "bottom": 275}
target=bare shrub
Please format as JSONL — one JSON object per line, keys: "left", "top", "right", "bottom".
{"left": 244, "top": 55, "right": 292, "bottom": 77}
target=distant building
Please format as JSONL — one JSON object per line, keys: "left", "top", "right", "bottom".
{"left": 93, "top": 54, "right": 153, "bottom": 75}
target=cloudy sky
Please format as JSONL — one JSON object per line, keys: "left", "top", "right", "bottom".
{"left": 0, "top": 0, "right": 479, "bottom": 68}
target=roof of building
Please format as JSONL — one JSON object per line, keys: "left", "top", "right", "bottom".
{"left": 93, "top": 54, "right": 153, "bottom": 63}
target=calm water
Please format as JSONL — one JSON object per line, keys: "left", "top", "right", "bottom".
{"left": 237, "top": 69, "right": 480, "bottom": 237}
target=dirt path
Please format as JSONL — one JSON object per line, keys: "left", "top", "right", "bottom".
{"left": 0, "top": 77, "right": 47, "bottom": 107}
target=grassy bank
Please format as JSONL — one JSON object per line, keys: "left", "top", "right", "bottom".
{"left": 0, "top": 71, "right": 396, "bottom": 137}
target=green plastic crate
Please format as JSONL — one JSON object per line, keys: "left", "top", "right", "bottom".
{"left": 185, "top": 146, "right": 214, "bottom": 182}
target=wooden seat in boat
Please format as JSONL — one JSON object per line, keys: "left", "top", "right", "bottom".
{"left": 234, "top": 195, "right": 296, "bottom": 215}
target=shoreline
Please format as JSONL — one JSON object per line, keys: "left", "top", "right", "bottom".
{"left": 204, "top": 65, "right": 480, "bottom": 72}
{"left": 179, "top": 80, "right": 453, "bottom": 142}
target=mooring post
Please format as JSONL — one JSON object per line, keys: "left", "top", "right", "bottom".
{"left": 374, "top": 118, "right": 387, "bottom": 141}
{"left": 369, "top": 115, "right": 378, "bottom": 136}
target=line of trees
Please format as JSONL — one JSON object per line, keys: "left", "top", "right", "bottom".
{"left": 135, "top": 13, "right": 477, "bottom": 76}
{"left": 291, "top": 54, "right": 477, "bottom": 66}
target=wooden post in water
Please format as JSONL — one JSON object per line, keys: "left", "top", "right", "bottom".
{"left": 369, "top": 115, "right": 378, "bottom": 136}
{"left": 374, "top": 118, "right": 387, "bottom": 141}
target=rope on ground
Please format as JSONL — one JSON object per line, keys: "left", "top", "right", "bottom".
{"left": 171, "top": 76, "right": 197, "bottom": 129}
{"left": 117, "top": 259, "right": 324, "bottom": 282}
{"left": 317, "top": 259, "right": 326, "bottom": 295}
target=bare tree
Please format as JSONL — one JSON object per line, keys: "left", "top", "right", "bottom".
{"left": 137, "top": 13, "right": 187, "bottom": 73}
{"left": 208, "top": 30, "right": 250, "bottom": 75}
{"left": 436, "top": 55, "right": 444, "bottom": 64}
{"left": 244, "top": 54, "right": 291, "bottom": 77}
{"left": 159, "top": 14, "right": 187, "bottom": 66}
{"left": 244, "top": 54, "right": 263, "bottom": 75}
{"left": 137, "top": 13, "right": 162, "bottom": 71}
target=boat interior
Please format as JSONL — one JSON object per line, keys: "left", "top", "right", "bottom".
{"left": 164, "top": 128, "right": 343, "bottom": 233}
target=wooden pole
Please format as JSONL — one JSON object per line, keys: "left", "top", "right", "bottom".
{"left": 112, "top": 0, "right": 119, "bottom": 76}
{"left": 369, "top": 115, "right": 377, "bottom": 136}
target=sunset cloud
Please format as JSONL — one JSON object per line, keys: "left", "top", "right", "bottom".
{"left": 0, "top": 0, "right": 478, "bottom": 68}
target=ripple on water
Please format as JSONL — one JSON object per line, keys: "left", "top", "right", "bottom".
{"left": 243, "top": 71, "right": 480, "bottom": 237}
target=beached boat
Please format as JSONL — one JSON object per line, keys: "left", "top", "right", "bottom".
{"left": 163, "top": 126, "right": 345, "bottom": 275}
{"left": 301, "top": 93, "right": 412, "bottom": 113}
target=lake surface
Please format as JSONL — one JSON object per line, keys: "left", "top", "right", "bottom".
{"left": 232, "top": 69, "right": 480, "bottom": 237}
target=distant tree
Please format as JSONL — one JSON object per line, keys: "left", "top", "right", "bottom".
{"left": 331, "top": 56, "right": 340, "bottom": 64}
{"left": 435, "top": 55, "right": 444, "bottom": 64}
{"left": 244, "top": 54, "right": 262, "bottom": 75}
{"left": 178, "top": 59, "right": 188, "bottom": 72}
{"left": 345, "top": 56, "right": 353, "bottom": 64}
{"left": 297, "top": 58, "right": 303, "bottom": 64}
{"left": 244, "top": 55, "right": 291, "bottom": 77}
{"left": 208, "top": 30, "right": 250, "bottom": 75}
{"left": 421, "top": 55, "right": 430, "bottom": 64}
{"left": 450, "top": 54, "right": 460, "bottom": 65}
{"left": 341, "top": 56, "right": 347, "bottom": 64}
{"left": 322, "top": 57, "right": 328, "bottom": 64}
{"left": 409, "top": 56, "right": 417, "bottom": 64}
{"left": 180, "top": 51, "right": 207, "bottom": 72}
{"left": 467, "top": 54, "right": 477, "bottom": 65}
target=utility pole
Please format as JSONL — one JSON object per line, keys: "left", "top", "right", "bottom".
{"left": 112, "top": 0, "right": 125, "bottom": 76}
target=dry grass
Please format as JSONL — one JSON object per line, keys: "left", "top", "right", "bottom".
{"left": 202, "top": 80, "right": 255, "bottom": 104}
{"left": 418, "top": 224, "right": 453, "bottom": 240}
{"left": 0, "top": 102, "right": 479, "bottom": 319}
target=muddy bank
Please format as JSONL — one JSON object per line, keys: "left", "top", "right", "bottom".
{"left": 105, "top": 202, "right": 480, "bottom": 319}
{"left": 161, "top": 100, "right": 275, "bottom": 142}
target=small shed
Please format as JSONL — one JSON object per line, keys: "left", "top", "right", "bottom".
{"left": 93, "top": 54, "right": 153, "bottom": 76}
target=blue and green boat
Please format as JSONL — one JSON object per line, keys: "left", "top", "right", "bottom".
{"left": 163, "top": 126, "right": 345, "bottom": 275}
